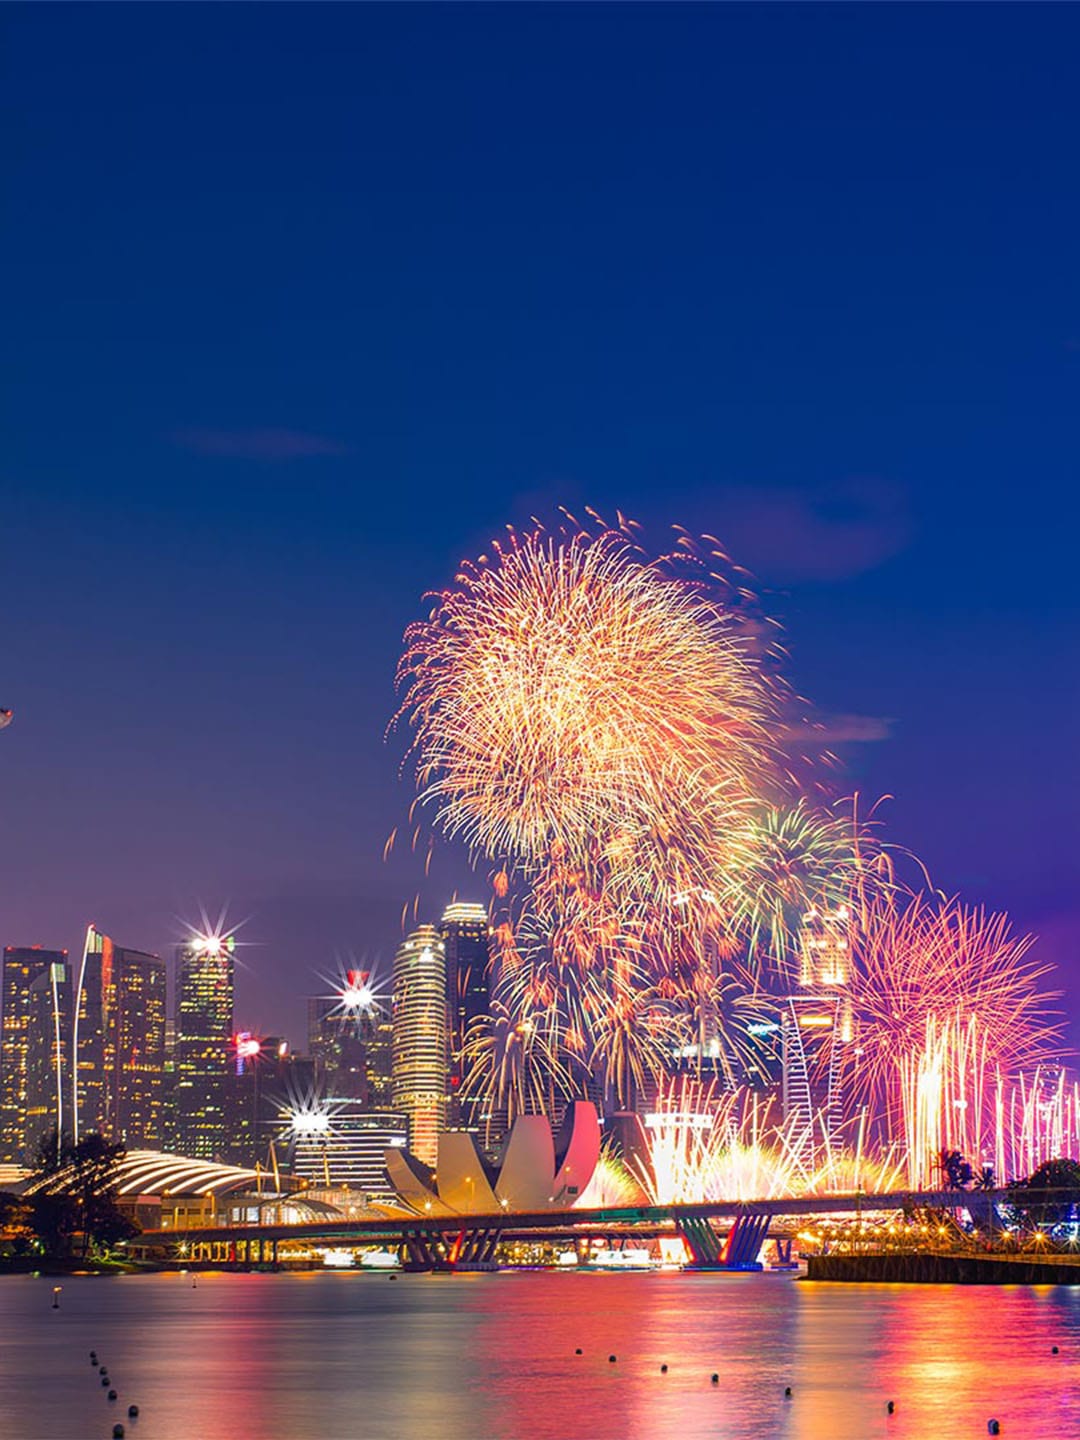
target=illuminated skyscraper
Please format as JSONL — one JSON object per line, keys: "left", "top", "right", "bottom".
{"left": 441, "top": 902, "right": 491, "bottom": 1131}
{"left": 308, "top": 968, "right": 393, "bottom": 1108}
{"left": 112, "top": 945, "right": 168, "bottom": 1145}
{"left": 0, "top": 946, "right": 68, "bottom": 1163}
{"left": 173, "top": 934, "right": 235, "bottom": 1159}
{"left": 24, "top": 956, "right": 74, "bottom": 1162}
{"left": 282, "top": 1099, "right": 407, "bottom": 1199}
{"left": 781, "top": 904, "right": 853, "bottom": 1157}
{"left": 391, "top": 925, "right": 447, "bottom": 1166}
{"left": 73, "top": 926, "right": 168, "bottom": 1147}
{"left": 73, "top": 927, "right": 111, "bottom": 1139}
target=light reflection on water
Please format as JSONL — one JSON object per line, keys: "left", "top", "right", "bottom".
{"left": 1, "top": 1271, "right": 1079, "bottom": 1440}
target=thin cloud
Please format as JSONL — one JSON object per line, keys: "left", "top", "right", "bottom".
{"left": 710, "top": 476, "right": 911, "bottom": 583}
{"left": 173, "top": 427, "right": 348, "bottom": 460}
{"left": 784, "top": 712, "right": 893, "bottom": 745}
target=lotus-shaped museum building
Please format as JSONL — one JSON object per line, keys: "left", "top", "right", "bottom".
{"left": 386, "top": 1101, "right": 600, "bottom": 1215}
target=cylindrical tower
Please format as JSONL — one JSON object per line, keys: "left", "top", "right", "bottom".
{"left": 392, "top": 925, "right": 447, "bottom": 1166}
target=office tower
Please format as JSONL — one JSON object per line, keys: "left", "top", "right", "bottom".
{"left": 173, "top": 933, "right": 235, "bottom": 1159}
{"left": 309, "top": 990, "right": 368, "bottom": 1102}
{"left": 73, "top": 926, "right": 168, "bottom": 1147}
{"left": 781, "top": 903, "right": 852, "bottom": 1159}
{"left": 363, "top": 1005, "right": 394, "bottom": 1110}
{"left": 283, "top": 1099, "right": 407, "bottom": 1199}
{"left": 24, "top": 956, "right": 74, "bottom": 1162}
{"left": 440, "top": 903, "right": 491, "bottom": 1130}
{"left": 226, "top": 1033, "right": 298, "bottom": 1167}
{"left": 391, "top": 925, "right": 447, "bottom": 1166}
{"left": 308, "top": 969, "right": 394, "bottom": 1109}
{"left": 0, "top": 946, "right": 68, "bottom": 1163}
{"left": 113, "top": 945, "right": 167, "bottom": 1146}
{"left": 73, "top": 927, "right": 111, "bottom": 1139}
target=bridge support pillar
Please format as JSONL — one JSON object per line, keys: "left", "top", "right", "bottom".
{"left": 678, "top": 1209, "right": 770, "bottom": 1270}
{"left": 676, "top": 1215, "right": 724, "bottom": 1267}
{"left": 721, "top": 1211, "right": 769, "bottom": 1270}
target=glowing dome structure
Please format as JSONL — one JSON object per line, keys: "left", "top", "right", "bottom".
{"left": 385, "top": 1101, "right": 600, "bottom": 1216}
{"left": 24, "top": 1149, "right": 302, "bottom": 1199}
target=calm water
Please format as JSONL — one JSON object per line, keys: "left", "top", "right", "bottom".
{"left": 2, "top": 1271, "right": 1080, "bottom": 1440}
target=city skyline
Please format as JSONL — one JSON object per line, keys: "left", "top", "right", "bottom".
{"left": 2, "top": 5, "right": 1078, "bottom": 1056}
{"left": 4, "top": 8, "right": 1080, "bottom": 1438}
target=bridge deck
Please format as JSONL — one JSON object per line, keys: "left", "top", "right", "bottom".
{"left": 132, "top": 1188, "right": 983, "bottom": 1249}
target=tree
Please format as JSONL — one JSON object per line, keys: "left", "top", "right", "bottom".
{"left": 29, "top": 1191, "right": 80, "bottom": 1257}
{"left": 1010, "top": 1158, "right": 1080, "bottom": 1235}
{"left": 29, "top": 1130, "right": 137, "bottom": 1257}
{"left": 938, "top": 1150, "right": 975, "bottom": 1190}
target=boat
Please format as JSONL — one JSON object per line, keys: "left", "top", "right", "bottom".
{"left": 360, "top": 1249, "right": 401, "bottom": 1270}
{"left": 584, "top": 1247, "right": 657, "bottom": 1271}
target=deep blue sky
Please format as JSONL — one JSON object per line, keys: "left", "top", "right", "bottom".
{"left": 2, "top": 6, "right": 1078, "bottom": 1044}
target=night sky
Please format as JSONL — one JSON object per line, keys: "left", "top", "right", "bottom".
{"left": 2, "top": 6, "right": 1078, "bottom": 1045}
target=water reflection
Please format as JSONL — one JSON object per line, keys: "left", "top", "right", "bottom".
{"left": 1, "top": 1271, "right": 1078, "bottom": 1440}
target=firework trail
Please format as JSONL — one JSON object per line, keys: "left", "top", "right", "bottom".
{"left": 395, "top": 517, "right": 780, "bottom": 887}
{"left": 848, "top": 895, "right": 1061, "bottom": 1182}
{"left": 722, "top": 796, "right": 896, "bottom": 985}
{"left": 395, "top": 514, "right": 794, "bottom": 1108}
{"left": 631, "top": 1076, "right": 905, "bottom": 1206}
{"left": 394, "top": 511, "right": 1068, "bottom": 1182}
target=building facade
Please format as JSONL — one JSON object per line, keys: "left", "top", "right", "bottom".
{"left": 308, "top": 970, "right": 394, "bottom": 1110}
{"left": 391, "top": 925, "right": 447, "bottom": 1166}
{"left": 73, "top": 926, "right": 168, "bottom": 1147}
{"left": 0, "top": 946, "right": 69, "bottom": 1163}
{"left": 781, "top": 904, "right": 853, "bottom": 1159}
{"left": 173, "top": 934, "right": 235, "bottom": 1159}
{"left": 24, "top": 955, "right": 74, "bottom": 1161}
{"left": 285, "top": 1100, "right": 407, "bottom": 1199}
{"left": 440, "top": 902, "right": 491, "bottom": 1132}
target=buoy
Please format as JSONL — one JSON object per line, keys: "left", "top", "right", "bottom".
{"left": 988, "top": 1423, "right": 1001, "bottom": 1436}
{"left": 128, "top": 1405, "right": 139, "bottom": 1418}
{"left": 608, "top": 1354, "right": 617, "bottom": 1363}
{"left": 575, "top": 1348, "right": 582, "bottom": 1356}
{"left": 1053, "top": 1346, "right": 1060, "bottom": 1354}
{"left": 108, "top": 1389, "right": 117, "bottom": 1400}
{"left": 100, "top": 1366, "right": 108, "bottom": 1375}
{"left": 101, "top": 1377, "right": 110, "bottom": 1387}
{"left": 785, "top": 1386, "right": 793, "bottom": 1397}
{"left": 660, "top": 1364, "right": 668, "bottom": 1373}
{"left": 887, "top": 1400, "right": 895, "bottom": 1414}
{"left": 113, "top": 1426, "right": 126, "bottom": 1439}
{"left": 711, "top": 1373, "right": 719, "bottom": 1384}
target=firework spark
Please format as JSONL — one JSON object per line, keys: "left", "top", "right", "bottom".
{"left": 632, "top": 1077, "right": 905, "bottom": 1206}
{"left": 395, "top": 519, "right": 779, "bottom": 887}
{"left": 849, "top": 895, "right": 1061, "bottom": 1182}
{"left": 396, "top": 516, "right": 793, "bottom": 1110}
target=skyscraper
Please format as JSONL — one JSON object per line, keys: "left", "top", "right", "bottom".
{"left": 24, "top": 955, "right": 74, "bottom": 1162}
{"left": 282, "top": 1099, "right": 407, "bottom": 1199}
{"left": 73, "top": 926, "right": 111, "bottom": 1140}
{"left": 391, "top": 925, "right": 447, "bottom": 1166}
{"left": 173, "top": 933, "right": 235, "bottom": 1159}
{"left": 781, "top": 904, "right": 853, "bottom": 1159}
{"left": 308, "top": 968, "right": 394, "bottom": 1109}
{"left": 441, "top": 902, "right": 491, "bottom": 1131}
{"left": 0, "top": 945, "right": 68, "bottom": 1163}
{"left": 112, "top": 945, "right": 167, "bottom": 1146}
{"left": 73, "top": 926, "right": 168, "bottom": 1147}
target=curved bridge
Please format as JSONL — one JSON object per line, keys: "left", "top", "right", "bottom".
{"left": 126, "top": 1187, "right": 1001, "bottom": 1271}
